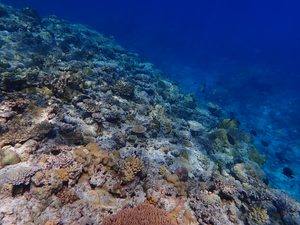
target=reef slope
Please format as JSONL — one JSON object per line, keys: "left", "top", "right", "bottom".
{"left": 0, "top": 3, "right": 299, "bottom": 225}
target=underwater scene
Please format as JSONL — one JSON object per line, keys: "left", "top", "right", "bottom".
{"left": 0, "top": 0, "right": 299, "bottom": 224}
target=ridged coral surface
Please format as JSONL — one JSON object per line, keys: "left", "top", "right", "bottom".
{"left": 101, "top": 202, "right": 176, "bottom": 225}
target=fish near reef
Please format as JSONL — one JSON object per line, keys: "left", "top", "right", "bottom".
{"left": 275, "top": 152, "right": 285, "bottom": 163}
{"left": 261, "top": 140, "right": 269, "bottom": 147}
{"left": 227, "top": 133, "right": 235, "bottom": 145}
{"left": 283, "top": 167, "right": 295, "bottom": 179}
{"left": 250, "top": 129, "right": 257, "bottom": 136}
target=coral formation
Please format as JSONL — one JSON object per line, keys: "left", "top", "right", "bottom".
{"left": 161, "top": 118, "right": 172, "bottom": 134}
{"left": 122, "top": 155, "right": 143, "bottom": 182}
{"left": 41, "top": 71, "right": 86, "bottom": 101}
{"left": 131, "top": 125, "right": 147, "bottom": 134}
{"left": 159, "top": 165, "right": 166, "bottom": 175}
{"left": 0, "top": 162, "right": 41, "bottom": 186}
{"left": 217, "top": 118, "right": 239, "bottom": 129}
{"left": 113, "top": 78, "right": 135, "bottom": 97}
{"left": 0, "top": 149, "right": 20, "bottom": 167}
{"left": 102, "top": 202, "right": 176, "bottom": 225}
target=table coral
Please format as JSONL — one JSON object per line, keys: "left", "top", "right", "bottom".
{"left": 0, "top": 162, "right": 41, "bottom": 186}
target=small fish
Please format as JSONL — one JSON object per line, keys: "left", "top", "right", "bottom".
{"left": 237, "top": 120, "right": 241, "bottom": 125}
{"left": 275, "top": 152, "right": 291, "bottom": 164}
{"left": 283, "top": 167, "right": 295, "bottom": 179}
{"left": 202, "top": 89, "right": 206, "bottom": 93}
{"left": 281, "top": 145, "right": 292, "bottom": 152}
{"left": 275, "top": 152, "right": 285, "bottom": 162}
{"left": 250, "top": 129, "right": 257, "bottom": 136}
{"left": 203, "top": 83, "right": 207, "bottom": 87}
{"left": 261, "top": 140, "right": 269, "bottom": 147}
{"left": 227, "top": 133, "right": 235, "bottom": 145}
{"left": 193, "top": 82, "right": 197, "bottom": 85}
{"left": 263, "top": 178, "right": 269, "bottom": 186}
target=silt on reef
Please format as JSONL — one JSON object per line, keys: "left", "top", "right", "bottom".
{"left": 0, "top": 3, "right": 299, "bottom": 225}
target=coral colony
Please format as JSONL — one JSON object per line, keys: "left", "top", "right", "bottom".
{"left": 0, "top": 3, "right": 299, "bottom": 225}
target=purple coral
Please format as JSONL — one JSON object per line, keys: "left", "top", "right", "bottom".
{"left": 175, "top": 167, "right": 189, "bottom": 181}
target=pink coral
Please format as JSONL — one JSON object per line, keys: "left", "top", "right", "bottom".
{"left": 101, "top": 202, "right": 176, "bottom": 225}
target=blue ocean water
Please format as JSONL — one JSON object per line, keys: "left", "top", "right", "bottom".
{"left": 3, "top": 0, "right": 300, "bottom": 199}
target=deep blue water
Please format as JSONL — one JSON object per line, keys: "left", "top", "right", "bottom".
{"left": 3, "top": 0, "right": 300, "bottom": 199}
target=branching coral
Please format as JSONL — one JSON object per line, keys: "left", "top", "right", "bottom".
{"left": 248, "top": 204, "right": 270, "bottom": 224}
{"left": 41, "top": 71, "right": 85, "bottom": 100}
{"left": 122, "top": 155, "right": 143, "bottom": 182}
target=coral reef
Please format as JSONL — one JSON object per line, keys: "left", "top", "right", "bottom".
{"left": 0, "top": 3, "right": 299, "bottom": 224}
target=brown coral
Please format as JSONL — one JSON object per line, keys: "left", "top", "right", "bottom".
{"left": 161, "top": 118, "right": 172, "bottom": 134}
{"left": 248, "top": 204, "right": 270, "bottom": 224}
{"left": 113, "top": 78, "right": 135, "bottom": 97}
{"left": 101, "top": 202, "right": 176, "bottom": 225}
{"left": 159, "top": 165, "right": 166, "bottom": 175}
{"left": 132, "top": 125, "right": 147, "bottom": 134}
{"left": 56, "top": 186, "right": 78, "bottom": 205}
{"left": 1, "top": 119, "right": 54, "bottom": 145}
{"left": 41, "top": 71, "right": 85, "bottom": 100}
{"left": 122, "top": 155, "right": 143, "bottom": 182}
{"left": 78, "top": 101, "right": 101, "bottom": 113}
